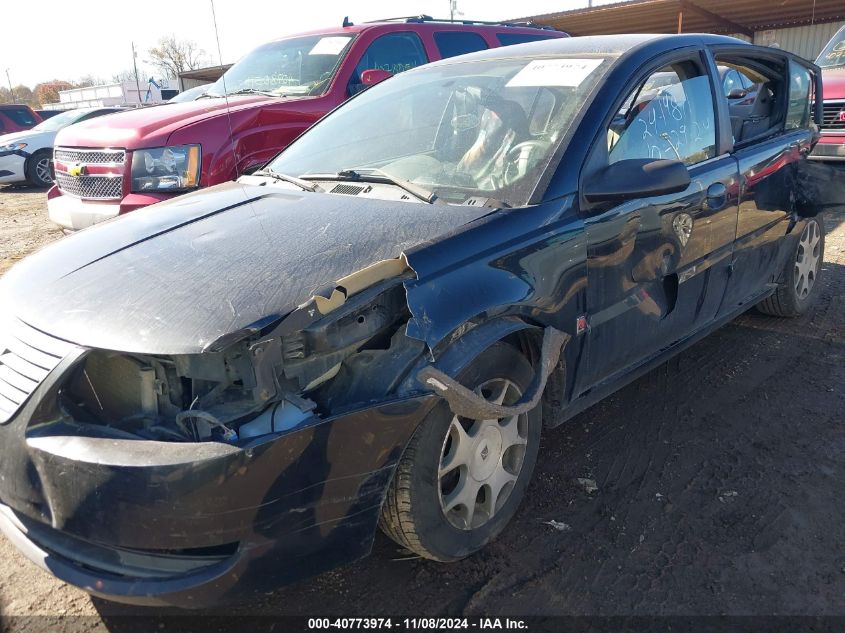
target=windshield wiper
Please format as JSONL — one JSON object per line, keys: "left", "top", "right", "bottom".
{"left": 252, "top": 169, "right": 323, "bottom": 192}
{"left": 300, "top": 168, "right": 442, "bottom": 204}
{"left": 227, "top": 88, "right": 279, "bottom": 97}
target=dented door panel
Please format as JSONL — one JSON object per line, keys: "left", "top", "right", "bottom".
{"left": 580, "top": 154, "right": 739, "bottom": 390}
{"left": 723, "top": 131, "right": 812, "bottom": 308}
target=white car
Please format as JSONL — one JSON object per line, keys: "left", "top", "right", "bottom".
{"left": 0, "top": 107, "right": 123, "bottom": 188}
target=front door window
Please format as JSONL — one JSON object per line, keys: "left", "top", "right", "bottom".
{"left": 608, "top": 62, "right": 716, "bottom": 166}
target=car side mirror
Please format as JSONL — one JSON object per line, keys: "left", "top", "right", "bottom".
{"left": 727, "top": 87, "right": 748, "bottom": 99}
{"left": 583, "top": 159, "right": 691, "bottom": 203}
{"left": 361, "top": 69, "right": 393, "bottom": 87}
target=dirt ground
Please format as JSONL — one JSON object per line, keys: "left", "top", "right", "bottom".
{"left": 0, "top": 183, "right": 843, "bottom": 627}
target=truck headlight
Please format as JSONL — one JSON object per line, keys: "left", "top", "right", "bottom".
{"left": 130, "top": 145, "right": 201, "bottom": 193}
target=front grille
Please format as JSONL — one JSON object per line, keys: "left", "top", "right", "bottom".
{"left": 53, "top": 148, "right": 125, "bottom": 164}
{"left": 820, "top": 100, "right": 845, "bottom": 131}
{"left": 54, "top": 172, "right": 123, "bottom": 200}
{"left": 0, "top": 320, "right": 76, "bottom": 424}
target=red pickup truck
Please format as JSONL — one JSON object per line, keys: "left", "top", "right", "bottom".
{"left": 810, "top": 24, "right": 845, "bottom": 161}
{"left": 47, "top": 17, "right": 566, "bottom": 230}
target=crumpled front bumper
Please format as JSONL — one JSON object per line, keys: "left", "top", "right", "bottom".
{"left": 0, "top": 357, "right": 433, "bottom": 607}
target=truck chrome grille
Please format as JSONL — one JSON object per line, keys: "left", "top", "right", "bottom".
{"left": 820, "top": 100, "right": 845, "bottom": 131}
{"left": 0, "top": 320, "right": 76, "bottom": 424}
{"left": 53, "top": 148, "right": 125, "bottom": 165}
{"left": 54, "top": 172, "right": 123, "bottom": 200}
{"left": 53, "top": 147, "right": 126, "bottom": 200}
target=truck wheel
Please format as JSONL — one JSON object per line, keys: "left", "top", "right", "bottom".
{"left": 758, "top": 218, "right": 825, "bottom": 317}
{"left": 379, "top": 343, "right": 541, "bottom": 561}
{"left": 27, "top": 150, "right": 53, "bottom": 188}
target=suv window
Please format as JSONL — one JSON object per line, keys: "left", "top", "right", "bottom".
{"left": 608, "top": 62, "right": 715, "bottom": 166}
{"left": 349, "top": 32, "right": 428, "bottom": 95}
{"left": 3, "top": 107, "right": 37, "bottom": 127}
{"left": 786, "top": 60, "right": 812, "bottom": 130}
{"left": 434, "top": 32, "right": 488, "bottom": 59}
{"left": 496, "top": 33, "right": 556, "bottom": 47}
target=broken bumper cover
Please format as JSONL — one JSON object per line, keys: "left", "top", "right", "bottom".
{"left": 0, "top": 394, "right": 433, "bottom": 607}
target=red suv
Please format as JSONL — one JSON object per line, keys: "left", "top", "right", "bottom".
{"left": 48, "top": 16, "right": 566, "bottom": 230}
{"left": 0, "top": 105, "right": 42, "bottom": 134}
{"left": 811, "top": 24, "right": 845, "bottom": 161}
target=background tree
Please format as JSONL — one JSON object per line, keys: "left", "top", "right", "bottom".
{"left": 147, "top": 36, "right": 208, "bottom": 79}
{"left": 13, "top": 85, "right": 37, "bottom": 108}
{"left": 34, "top": 80, "right": 73, "bottom": 107}
{"left": 111, "top": 69, "right": 138, "bottom": 83}
{"left": 74, "top": 74, "right": 105, "bottom": 88}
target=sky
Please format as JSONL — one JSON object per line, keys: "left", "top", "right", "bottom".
{"left": 1, "top": 0, "right": 620, "bottom": 88}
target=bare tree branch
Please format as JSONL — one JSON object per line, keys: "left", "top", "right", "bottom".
{"left": 147, "top": 35, "right": 209, "bottom": 78}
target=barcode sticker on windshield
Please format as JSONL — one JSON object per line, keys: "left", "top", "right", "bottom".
{"left": 309, "top": 36, "right": 350, "bottom": 56}
{"left": 506, "top": 58, "right": 604, "bottom": 88}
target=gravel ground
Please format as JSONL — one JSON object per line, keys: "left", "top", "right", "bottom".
{"left": 0, "top": 183, "right": 843, "bottom": 629}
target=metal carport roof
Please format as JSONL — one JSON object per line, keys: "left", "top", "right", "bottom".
{"left": 518, "top": 0, "right": 845, "bottom": 37}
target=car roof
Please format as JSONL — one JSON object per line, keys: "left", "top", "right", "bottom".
{"left": 0, "top": 104, "right": 35, "bottom": 110}
{"left": 415, "top": 33, "right": 751, "bottom": 68}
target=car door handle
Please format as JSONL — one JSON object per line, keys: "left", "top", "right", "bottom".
{"left": 705, "top": 182, "right": 728, "bottom": 210}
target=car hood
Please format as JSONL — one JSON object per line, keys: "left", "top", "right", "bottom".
{"left": 821, "top": 67, "right": 845, "bottom": 100}
{"left": 0, "top": 182, "right": 491, "bottom": 355}
{"left": 0, "top": 129, "right": 54, "bottom": 149}
{"left": 54, "top": 95, "right": 311, "bottom": 150}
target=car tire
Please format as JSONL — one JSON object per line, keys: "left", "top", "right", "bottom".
{"left": 379, "top": 342, "right": 542, "bottom": 561}
{"left": 26, "top": 150, "right": 54, "bottom": 188}
{"left": 757, "top": 217, "right": 825, "bottom": 317}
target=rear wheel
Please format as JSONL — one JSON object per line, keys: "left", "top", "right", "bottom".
{"left": 379, "top": 343, "right": 541, "bottom": 561}
{"left": 757, "top": 218, "right": 824, "bottom": 317}
{"left": 27, "top": 150, "right": 53, "bottom": 188}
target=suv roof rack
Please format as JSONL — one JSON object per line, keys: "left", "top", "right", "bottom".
{"left": 363, "top": 14, "right": 559, "bottom": 31}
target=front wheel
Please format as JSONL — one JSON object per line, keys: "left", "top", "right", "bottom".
{"left": 27, "top": 150, "right": 54, "bottom": 188}
{"left": 379, "top": 343, "right": 541, "bottom": 561}
{"left": 757, "top": 217, "right": 825, "bottom": 317}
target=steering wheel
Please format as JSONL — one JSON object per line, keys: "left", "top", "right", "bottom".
{"left": 502, "top": 140, "right": 549, "bottom": 187}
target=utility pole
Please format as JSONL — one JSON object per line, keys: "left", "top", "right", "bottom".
{"left": 131, "top": 42, "right": 143, "bottom": 104}
{"left": 449, "top": 0, "right": 462, "bottom": 23}
{"left": 5, "top": 69, "right": 13, "bottom": 101}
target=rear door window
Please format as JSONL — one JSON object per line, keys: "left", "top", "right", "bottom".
{"left": 496, "top": 33, "right": 556, "bottom": 47}
{"left": 434, "top": 32, "right": 488, "bottom": 59}
{"left": 3, "top": 107, "right": 37, "bottom": 127}
{"left": 722, "top": 69, "right": 744, "bottom": 96}
{"left": 349, "top": 32, "right": 428, "bottom": 95}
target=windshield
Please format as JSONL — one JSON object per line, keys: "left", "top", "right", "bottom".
{"left": 206, "top": 34, "right": 354, "bottom": 97}
{"left": 817, "top": 26, "right": 845, "bottom": 68}
{"left": 169, "top": 85, "right": 208, "bottom": 102}
{"left": 32, "top": 109, "right": 88, "bottom": 132}
{"left": 267, "top": 55, "right": 612, "bottom": 207}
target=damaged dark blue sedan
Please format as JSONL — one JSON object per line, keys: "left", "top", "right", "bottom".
{"left": 0, "top": 34, "right": 826, "bottom": 607}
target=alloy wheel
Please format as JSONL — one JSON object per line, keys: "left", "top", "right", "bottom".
{"left": 437, "top": 378, "right": 529, "bottom": 530}
{"left": 795, "top": 220, "right": 822, "bottom": 300}
{"left": 35, "top": 157, "right": 53, "bottom": 185}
